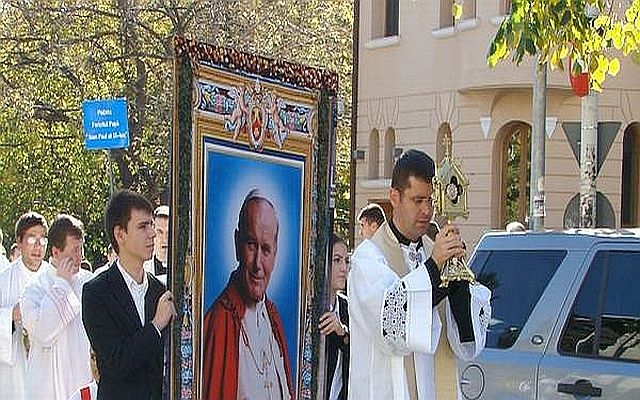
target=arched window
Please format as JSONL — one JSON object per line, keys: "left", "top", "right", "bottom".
{"left": 383, "top": 128, "right": 396, "bottom": 178}
{"left": 368, "top": 129, "right": 380, "bottom": 179}
{"left": 621, "top": 122, "right": 640, "bottom": 227}
{"left": 497, "top": 122, "right": 531, "bottom": 228}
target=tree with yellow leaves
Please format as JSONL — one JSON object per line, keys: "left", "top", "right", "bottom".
{"left": 484, "top": 0, "right": 640, "bottom": 91}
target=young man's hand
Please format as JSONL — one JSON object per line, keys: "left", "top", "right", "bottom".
{"left": 152, "top": 291, "right": 177, "bottom": 331}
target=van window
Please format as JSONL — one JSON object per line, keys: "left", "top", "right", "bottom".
{"left": 473, "top": 250, "right": 566, "bottom": 349}
{"left": 560, "top": 251, "right": 640, "bottom": 361}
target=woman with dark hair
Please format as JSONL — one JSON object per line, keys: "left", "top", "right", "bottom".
{"left": 319, "top": 233, "right": 350, "bottom": 400}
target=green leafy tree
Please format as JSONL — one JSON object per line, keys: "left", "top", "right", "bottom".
{"left": 486, "top": 0, "right": 640, "bottom": 90}
{"left": 0, "top": 0, "right": 354, "bottom": 263}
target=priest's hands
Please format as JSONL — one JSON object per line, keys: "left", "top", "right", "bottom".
{"left": 432, "top": 223, "right": 465, "bottom": 271}
{"left": 152, "top": 290, "right": 177, "bottom": 331}
{"left": 319, "top": 311, "right": 347, "bottom": 337}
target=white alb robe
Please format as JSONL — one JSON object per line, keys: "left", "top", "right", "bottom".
{"left": 348, "top": 227, "right": 491, "bottom": 400}
{"left": 0, "top": 258, "right": 49, "bottom": 400}
{"left": 0, "top": 254, "right": 10, "bottom": 274}
{"left": 20, "top": 263, "right": 95, "bottom": 400}
{"left": 237, "top": 300, "right": 290, "bottom": 400}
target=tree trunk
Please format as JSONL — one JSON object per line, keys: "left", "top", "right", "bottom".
{"left": 580, "top": 91, "right": 598, "bottom": 227}
{"left": 529, "top": 60, "right": 547, "bottom": 231}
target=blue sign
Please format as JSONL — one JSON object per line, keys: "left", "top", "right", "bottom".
{"left": 82, "top": 98, "right": 130, "bottom": 150}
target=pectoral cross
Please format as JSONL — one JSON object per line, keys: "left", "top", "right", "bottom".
{"left": 261, "top": 349, "right": 274, "bottom": 400}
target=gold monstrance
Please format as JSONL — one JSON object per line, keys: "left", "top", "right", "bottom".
{"left": 433, "top": 134, "right": 475, "bottom": 287}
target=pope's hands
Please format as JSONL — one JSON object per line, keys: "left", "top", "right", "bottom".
{"left": 431, "top": 223, "right": 465, "bottom": 270}
{"left": 318, "top": 311, "right": 346, "bottom": 337}
{"left": 152, "top": 291, "right": 177, "bottom": 331}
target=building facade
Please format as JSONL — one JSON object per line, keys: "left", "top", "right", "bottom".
{"left": 354, "top": 0, "right": 640, "bottom": 248}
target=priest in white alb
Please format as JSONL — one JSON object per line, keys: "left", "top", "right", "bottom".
{"left": 0, "top": 212, "right": 50, "bottom": 400}
{"left": 348, "top": 150, "right": 491, "bottom": 400}
{"left": 21, "top": 214, "right": 95, "bottom": 400}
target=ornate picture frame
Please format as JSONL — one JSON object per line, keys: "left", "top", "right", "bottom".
{"left": 170, "top": 37, "right": 337, "bottom": 400}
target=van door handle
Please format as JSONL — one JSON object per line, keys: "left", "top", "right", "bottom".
{"left": 557, "top": 379, "right": 602, "bottom": 397}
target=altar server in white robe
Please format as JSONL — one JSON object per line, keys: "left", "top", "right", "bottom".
{"left": 0, "top": 211, "right": 50, "bottom": 400}
{"left": 348, "top": 149, "right": 491, "bottom": 400}
{"left": 21, "top": 214, "right": 95, "bottom": 400}
{"left": 0, "top": 228, "right": 10, "bottom": 274}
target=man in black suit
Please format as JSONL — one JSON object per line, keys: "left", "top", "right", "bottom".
{"left": 82, "top": 190, "right": 176, "bottom": 400}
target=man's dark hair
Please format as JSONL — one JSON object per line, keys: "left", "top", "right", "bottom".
{"left": 357, "top": 203, "right": 386, "bottom": 226}
{"left": 15, "top": 211, "right": 48, "bottom": 241}
{"left": 49, "top": 214, "right": 85, "bottom": 252}
{"left": 391, "top": 149, "right": 435, "bottom": 191}
{"left": 105, "top": 190, "right": 153, "bottom": 254}
{"left": 331, "top": 232, "right": 346, "bottom": 249}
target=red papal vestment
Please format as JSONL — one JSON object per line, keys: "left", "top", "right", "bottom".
{"left": 201, "top": 272, "right": 294, "bottom": 400}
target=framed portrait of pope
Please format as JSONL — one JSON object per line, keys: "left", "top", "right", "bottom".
{"left": 170, "top": 37, "right": 337, "bottom": 400}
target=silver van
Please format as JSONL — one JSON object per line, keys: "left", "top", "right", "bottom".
{"left": 459, "top": 230, "right": 640, "bottom": 399}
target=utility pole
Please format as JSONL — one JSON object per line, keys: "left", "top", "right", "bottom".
{"left": 529, "top": 59, "right": 547, "bottom": 231}
{"left": 579, "top": 4, "right": 599, "bottom": 228}
{"left": 349, "top": 0, "right": 360, "bottom": 246}
{"left": 580, "top": 91, "right": 598, "bottom": 227}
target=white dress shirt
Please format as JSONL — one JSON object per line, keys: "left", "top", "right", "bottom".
{"left": 116, "top": 261, "right": 148, "bottom": 326}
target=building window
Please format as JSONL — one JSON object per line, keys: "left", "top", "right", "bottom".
{"left": 385, "top": 0, "right": 399, "bottom": 37}
{"left": 621, "top": 123, "right": 640, "bottom": 227}
{"left": 464, "top": 0, "right": 477, "bottom": 19}
{"left": 372, "top": 0, "right": 399, "bottom": 39}
{"left": 383, "top": 128, "right": 396, "bottom": 178}
{"left": 440, "top": 0, "right": 476, "bottom": 28}
{"left": 500, "top": 123, "right": 531, "bottom": 228}
{"left": 455, "top": 0, "right": 477, "bottom": 20}
{"left": 368, "top": 129, "right": 380, "bottom": 179}
{"left": 440, "top": 0, "right": 455, "bottom": 28}
{"left": 502, "top": 0, "right": 512, "bottom": 15}
{"left": 560, "top": 251, "right": 640, "bottom": 362}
